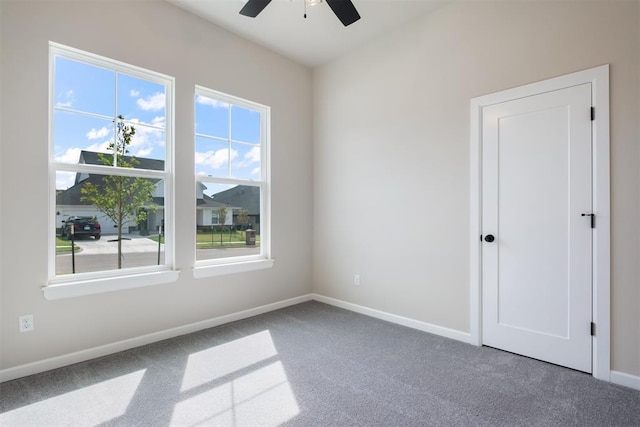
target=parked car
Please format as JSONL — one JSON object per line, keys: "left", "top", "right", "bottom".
{"left": 62, "top": 216, "right": 101, "bottom": 240}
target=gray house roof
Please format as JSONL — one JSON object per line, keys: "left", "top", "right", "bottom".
{"left": 59, "top": 151, "right": 165, "bottom": 206}
{"left": 57, "top": 175, "right": 107, "bottom": 206}
{"left": 198, "top": 194, "right": 231, "bottom": 209}
{"left": 58, "top": 151, "right": 250, "bottom": 212}
{"left": 211, "top": 185, "right": 260, "bottom": 216}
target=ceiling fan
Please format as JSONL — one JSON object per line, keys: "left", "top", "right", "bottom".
{"left": 240, "top": 0, "right": 361, "bottom": 27}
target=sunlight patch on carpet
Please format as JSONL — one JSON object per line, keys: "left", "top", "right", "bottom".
{"left": 172, "top": 361, "right": 299, "bottom": 426}
{"left": 173, "top": 330, "right": 300, "bottom": 425}
{"left": 180, "top": 330, "right": 278, "bottom": 392}
{"left": 0, "top": 369, "right": 146, "bottom": 425}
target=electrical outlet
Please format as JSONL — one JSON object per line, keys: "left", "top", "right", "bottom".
{"left": 19, "top": 314, "right": 34, "bottom": 333}
{"left": 354, "top": 274, "right": 361, "bottom": 286}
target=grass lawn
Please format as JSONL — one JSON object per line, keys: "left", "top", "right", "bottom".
{"left": 149, "top": 230, "right": 260, "bottom": 248}
{"left": 55, "top": 236, "right": 80, "bottom": 254}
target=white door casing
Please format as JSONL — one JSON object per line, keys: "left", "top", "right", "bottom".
{"left": 481, "top": 84, "right": 592, "bottom": 372}
{"left": 469, "top": 65, "right": 610, "bottom": 380}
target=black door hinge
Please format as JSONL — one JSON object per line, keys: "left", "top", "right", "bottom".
{"left": 591, "top": 322, "right": 596, "bottom": 336}
{"left": 591, "top": 107, "right": 595, "bottom": 121}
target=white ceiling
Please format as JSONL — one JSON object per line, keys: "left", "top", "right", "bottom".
{"left": 167, "top": 0, "right": 447, "bottom": 67}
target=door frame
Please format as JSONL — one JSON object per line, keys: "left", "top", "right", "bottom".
{"left": 469, "top": 65, "right": 610, "bottom": 381}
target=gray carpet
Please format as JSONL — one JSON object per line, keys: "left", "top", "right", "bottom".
{"left": 1, "top": 301, "right": 639, "bottom": 426}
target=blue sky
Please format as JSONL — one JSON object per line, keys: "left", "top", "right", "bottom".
{"left": 54, "top": 56, "right": 261, "bottom": 190}
{"left": 195, "top": 94, "right": 261, "bottom": 183}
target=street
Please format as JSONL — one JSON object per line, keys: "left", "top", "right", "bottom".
{"left": 56, "top": 235, "right": 261, "bottom": 275}
{"left": 56, "top": 236, "right": 164, "bottom": 275}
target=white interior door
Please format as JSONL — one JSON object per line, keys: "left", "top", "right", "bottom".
{"left": 481, "top": 83, "right": 593, "bottom": 373}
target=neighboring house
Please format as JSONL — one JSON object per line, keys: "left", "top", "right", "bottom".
{"left": 56, "top": 151, "right": 238, "bottom": 235}
{"left": 56, "top": 151, "right": 165, "bottom": 235}
{"left": 211, "top": 185, "right": 261, "bottom": 233}
{"left": 196, "top": 182, "right": 236, "bottom": 231}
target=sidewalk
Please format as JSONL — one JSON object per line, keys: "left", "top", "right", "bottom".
{"left": 74, "top": 235, "right": 162, "bottom": 255}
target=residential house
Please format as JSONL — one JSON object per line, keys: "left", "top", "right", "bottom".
{"left": 57, "top": 150, "right": 237, "bottom": 235}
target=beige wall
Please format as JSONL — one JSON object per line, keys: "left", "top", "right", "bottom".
{"left": 0, "top": 0, "right": 313, "bottom": 370}
{"left": 313, "top": 1, "right": 639, "bottom": 375}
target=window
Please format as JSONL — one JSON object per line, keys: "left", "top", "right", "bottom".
{"left": 193, "top": 86, "right": 271, "bottom": 276}
{"left": 47, "top": 42, "right": 177, "bottom": 298}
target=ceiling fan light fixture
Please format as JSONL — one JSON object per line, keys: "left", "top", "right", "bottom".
{"left": 240, "top": 0, "right": 360, "bottom": 27}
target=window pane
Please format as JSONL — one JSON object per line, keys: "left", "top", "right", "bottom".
{"left": 126, "top": 123, "right": 166, "bottom": 162}
{"left": 54, "top": 56, "right": 115, "bottom": 116}
{"left": 196, "top": 183, "right": 261, "bottom": 261}
{"left": 195, "top": 94, "right": 229, "bottom": 138}
{"left": 55, "top": 171, "right": 165, "bottom": 276}
{"left": 195, "top": 136, "right": 230, "bottom": 177}
{"left": 117, "top": 73, "right": 166, "bottom": 128}
{"left": 54, "top": 112, "right": 166, "bottom": 166}
{"left": 56, "top": 171, "right": 76, "bottom": 193}
{"left": 54, "top": 111, "right": 115, "bottom": 164}
{"left": 231, "top": 143, "right": 260, "bottom": 180}
{"left": 231, "top": 105, "right": 260, "bottom": 144}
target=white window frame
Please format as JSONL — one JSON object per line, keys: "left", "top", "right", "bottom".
{"left": 193, "top": 86, "right": 273, "bottom": 278}
{"left": 45, "top": 42, "right": 178, "bottom": 300}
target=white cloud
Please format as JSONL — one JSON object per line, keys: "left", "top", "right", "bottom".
{"left": 130, "top": 89, "right": 140, "bottom": 97}
{"left": 251, "top": 167, "right": 261, "bottom": 176}
{"left": 137, "top": 92, "right": 165, "bottom": 111}
{"left": 245, "top": 146, "right": 260, "bottom": 163}
{"left": 195, "top": 148, "right": 237, "bottom": 170}
{"left": 54, "top": 140, "right": 111, "bottom": 164}
{"left": 196, "top": 95, "right": 228, "bottom": 109}
{"left": 56, "top": 90, "right": 74, "bottom": 108}
{"left": 55, "top": 147, "right": 82, "bottom": 164}
{"left": 86, "top": 141, "right": 112, "bottom": 154}
{"left": 151, "top": 116, "right": 165, "bottom": 127}
{"left": 56, "top": 171, "right": 76, "bottom": 191}
{"left": 134, "top": 147, "right": 153, "bottom": 157}
{"left": 86, "top": 126, "right": 110, "bottom": 140}
{"left": 127, "top": 120, "right": 164, "bottom": 157}
{"left": 233, "top": 146, "right": 261, "bottom": 169}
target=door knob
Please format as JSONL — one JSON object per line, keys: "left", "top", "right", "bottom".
{"left": 484, "top": 234, "right": 495, "bottom": 242}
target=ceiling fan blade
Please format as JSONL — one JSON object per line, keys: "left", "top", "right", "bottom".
{"left": 325, "top": 0, "right": 361, "bottom": 26}
{"left": 239, "top": 0, "right": 273, "bottom": 18}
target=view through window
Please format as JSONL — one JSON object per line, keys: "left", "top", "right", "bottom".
{"left": 194, "top": 87, "right": 269, "bottom": 264}
{"left": 51, "top": 44, "right": 173, "bottom": 279}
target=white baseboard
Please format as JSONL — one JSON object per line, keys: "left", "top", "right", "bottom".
{"left": 312, "top": 295, "right": 640, "bottom": 388}
{"left": 610, "top": 370, "right": 640, "bottom": 391}
{"left": 0, "top": 294, "right": 313, "bottom": 383}
{"left": 4, "top": 292, "right": 632, "bottom": 389}
{"left": 311, "top": 294, "right": 473, "bottom": 344}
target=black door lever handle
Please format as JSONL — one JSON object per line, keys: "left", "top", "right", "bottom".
{"left": 581, "top": 213, "right": 595, "bottom": 228}
{"left": 484, "top": 234, "right": 495, "bottom": 242}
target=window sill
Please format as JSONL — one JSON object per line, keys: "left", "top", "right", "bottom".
{"left": 193, "top": 259, "right": 274, "bottom": 279}
{"left": 43, "top": 270, "right": 180, "bottom": 300}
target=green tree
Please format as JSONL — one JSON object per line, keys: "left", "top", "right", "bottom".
{"left": 236, "top": 208, "right": 250, "bottom": 228}
{"left": 236, "top": 208, "right": 250, "bottom": 239}
{"left": 81, "top": 115, "right": 156, "bottom": 269}
{"left": 216, "top": 205, "right": 228, "bottom": 245}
